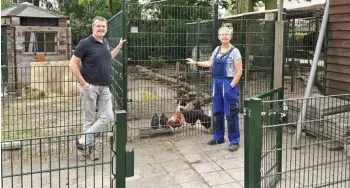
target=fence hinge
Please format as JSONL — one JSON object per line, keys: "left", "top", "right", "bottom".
{"left": 243, "top": 108, "right": 250, "bottom": 117}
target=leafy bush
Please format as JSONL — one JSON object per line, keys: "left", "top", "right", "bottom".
{"left": 148, "top": 56, "right": 166, "bottom": 68}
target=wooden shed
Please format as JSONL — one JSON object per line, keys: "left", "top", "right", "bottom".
{"left": 1, "top": 2, "right": 72, "bottom": 91}
{"left": 325, "top": 0, "right": 350, "bottom": 97}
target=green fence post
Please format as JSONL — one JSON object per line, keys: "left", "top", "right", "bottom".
{"left": 240, "top": 18, "right": 246, "bottom": 112}
{"left": 243, "top": 98, "right": 251, "bottom": 188}
{"left": 122, "top": 0, "right": 128, "bottom": 110}
{"left": 248, "top": 98, "right": 263, "bottom": 188}
{"left": 115, "top": 110, "right": 127, "bottom": 188}
{"left": 276, "top": 89, "right": 284, "bottom": 174}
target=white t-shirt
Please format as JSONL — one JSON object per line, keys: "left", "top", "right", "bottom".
{"left": 211, "top": 45, "right": 242, "bottom": 77}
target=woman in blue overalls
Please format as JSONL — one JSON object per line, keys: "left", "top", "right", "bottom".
{"left": 186, "top": 27, "right": 243, "bottom": 152}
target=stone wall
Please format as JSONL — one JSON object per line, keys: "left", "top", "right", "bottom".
{"left": 30, "top": 61, "right": 78, "bottom": 96}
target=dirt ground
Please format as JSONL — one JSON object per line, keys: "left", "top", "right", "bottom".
{"left": 1, "top": 94, "right": 83, "bottom": 141}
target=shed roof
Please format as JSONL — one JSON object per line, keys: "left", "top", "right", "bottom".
{"left": 1, "top": 2, "right": 66, "bottom": 18}
{"left": 220, "top": 3, "right": 324, "bottom": 20}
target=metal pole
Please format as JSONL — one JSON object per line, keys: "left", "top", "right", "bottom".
{"left": 212, "top": 0, "right": 219, "bottom": 51}
{"left": 196, "top": 19, "right": 201, "bottom": 98}
{"left": 278, "top": 0, "right": 284, "bottom": 21}
{"left": 122, "top": 0, "right": 128, "bottom": 110}
{"left": 294, "top": 0, "right": 330, "bottom": 148}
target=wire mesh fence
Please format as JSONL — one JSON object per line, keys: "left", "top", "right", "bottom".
{"left": 221, "top": 18, "right": 275, "bottom": 97}
{"left": 1, "top": 65, "right": 83, "bottom": 141}
{"left": 244, "top": 89, "right": 350, "bottom": 187}
{"left": 1, "top": 65, "right": 112, "bottom": 141}
{"left": 1, "top": 64, "right": 117, "bottom": 187}
{"left": 122, "top": 3, "right": 215, "bottom": 141}
{"left": 1, "top": 133, "right": 114, "bottom": 188}
{"left": 284, "top": 9, "right": 326, "bottom": 99}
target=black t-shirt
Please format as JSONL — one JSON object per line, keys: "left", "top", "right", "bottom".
{"left": 74, "top": 35, "right": 112, "bottom": 85}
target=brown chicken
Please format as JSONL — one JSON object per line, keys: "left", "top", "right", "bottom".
{"left": 166, "top": 111, "right": 183, "bottom": 129}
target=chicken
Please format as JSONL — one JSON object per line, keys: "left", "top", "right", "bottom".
{"left": 179, "top": 100, "right": 211, "bottom": 129}
{"left": 192, "top": 100, "right": 203, "bottom": 110}
{"left": 180, "top": 108, "right": 200, "bottom": 127}
{"left": 166, "top": 112, "right": 183, "bottom": 129}
{"left": 150, "top": 113, "right": 159, "bottom": 129}
{"left": 160, "top": 113, "right": 168, "bottom": 127}
{"left": 198, "top": 112, "right": 211, "bottom": 129}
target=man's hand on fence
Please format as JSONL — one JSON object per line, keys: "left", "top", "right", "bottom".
{"left": 117, "top": 38, "right": 127, "bottom": 49}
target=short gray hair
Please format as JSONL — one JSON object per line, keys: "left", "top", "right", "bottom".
{"left": 218, "top": 27, "right": 232, "bottom": 36}
{"left": 92, "top": 16, "right": 107, "bottom": 27}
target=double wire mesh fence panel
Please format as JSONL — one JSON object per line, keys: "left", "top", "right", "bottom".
{"left": 220, "top": 19, "right": 275, "bottom": 98}
{"left": 1, "top": 133, "right": 115, "bottom": 188}
{"left": 122, "top": 7, "right": 279, "bottom": 141}
{"left": 124, "top": 3, "right": 215, "bottom": 141}
{"left": 1, "top": 65, "right": 116, "bottom": 188}
{"left": 245, "top": 89, "right": 350, "bottom": 188}
{"left": 284, "top": 9, "right": 326, "bottom": 99}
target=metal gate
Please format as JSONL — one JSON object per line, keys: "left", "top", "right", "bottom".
{"left": 108, "top": 1, "right": 216, "bottom": 141}
{"left": 244, "top": 87, "right": 284, "bottom": 188}
{"left": 244, "top": 88, "right": 350, "bottom": 187}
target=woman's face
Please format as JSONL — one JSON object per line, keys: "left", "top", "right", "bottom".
{"left": 218, "top": 32, "right": 231, "bottom": 44}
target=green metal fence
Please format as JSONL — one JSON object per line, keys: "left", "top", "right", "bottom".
{"left": 110, "top": 1, "right": 279, "bottom": 141}
{"left": 244, "top": 87, "right": 284, "bottom": 188}
{"left": 1, "top": 5, "right": 133, "bottom": 188}
{"left": 186, "top": 18, "right": 276, "bottom": 103}
{"left": 109, "top": 2, "right": 217, "bottom": 141}
{"left": 244, "top": 88, "right": 350, "bottom": 187}
{"left": 284, "top": 9, "right": 326, "bottom": 99}
{"left": 1, "top": 66, "right": 133, "bottom": 187}
{"left": 223, "top": 19, "right": 275, "bottom": 98}
{"left": 1, "top": 110, "right": 132, "bottom": 188}
{"left": 107, "top": 10, "right": 127, "bottom": 111}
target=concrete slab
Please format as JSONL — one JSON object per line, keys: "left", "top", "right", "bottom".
{"left": 200, "top": 171, "right": 235, "bottom": 186}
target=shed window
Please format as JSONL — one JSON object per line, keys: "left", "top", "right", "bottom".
{"left": 23, "top": 32, "right": 57, "bottom": 53}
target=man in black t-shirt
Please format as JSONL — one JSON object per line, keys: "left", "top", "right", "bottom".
{"left": 69, "top": 16, "right": 126, "bottom": 161}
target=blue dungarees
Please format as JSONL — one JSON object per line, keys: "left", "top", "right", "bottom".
{"left": 211, "top": 46, "right": 240, "bottom": 145}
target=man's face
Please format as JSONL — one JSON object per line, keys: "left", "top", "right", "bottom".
{"left": 92, "top": 20, "right": 107, "bottom": 37}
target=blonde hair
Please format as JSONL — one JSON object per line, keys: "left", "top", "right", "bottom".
{"left": 218, "top": 27, "right": 232, "bottom": 36}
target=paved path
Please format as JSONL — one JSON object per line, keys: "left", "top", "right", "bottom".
{"left": 126, "top": 134, "right": 245, "bottom": 188}
{"left": 2, "top": 130, "right": 349, "bottom": 188}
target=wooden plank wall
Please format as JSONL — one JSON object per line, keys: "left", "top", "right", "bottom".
{"left": 326, "top": 0, "right": 350, "bottom": 96}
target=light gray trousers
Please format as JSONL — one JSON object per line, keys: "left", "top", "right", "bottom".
{"left": 78, "top": 84, "right": 114, "bottom": 147}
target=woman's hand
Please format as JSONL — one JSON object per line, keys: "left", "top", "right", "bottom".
{"left": 185, "top": 58, "right": 197, "bottom": 65}
{"left": 230, "top": 82, "right": 236, "bottom": 88}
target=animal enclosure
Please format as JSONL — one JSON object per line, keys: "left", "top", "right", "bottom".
{"left": 2, "top": 2, "right": 349, "bottom": 188}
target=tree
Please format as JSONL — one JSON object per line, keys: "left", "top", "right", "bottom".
{"left": 56, "top": 0, "right": 121, "bottom": 47}
{"left": 1, "top": 0, "right": 10, "bottom": 9}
